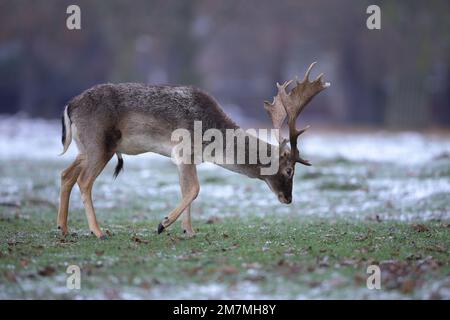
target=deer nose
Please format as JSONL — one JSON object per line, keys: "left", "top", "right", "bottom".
{"left": 278, "top": 193, "right": 292, "bottom": 204}
{"left": 285, "top": 195, "right": 292, "bottom": 204}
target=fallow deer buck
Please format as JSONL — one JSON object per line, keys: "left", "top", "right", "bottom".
{"left": 58, "top": 62, "right": 329, "bottom": 239}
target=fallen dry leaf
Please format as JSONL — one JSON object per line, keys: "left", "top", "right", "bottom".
{"left": 219, "top": 266, "right": 238, "bottom": 275}
{"left": 131, "top": 235, "right": 149, "bottom": 244}
{"left": 139, "top": 281, "right": 152, "bottom": 290}
{"left": 206, "top": 216, "right": 221, "bottom": 224}
{"left": 412, "top": 224, "right": 429, "bottom": 232}
{"left": 244, "top": 274, "right": 265, "bottom": 282}
{"left": 400, "top": 279, "right": 416, "bottom": 294}
{"left": 38, "top": 266, "right": 56, "bottom": 277}
{"left": 183, "top": 266, "right": 203, "bottom": 276}
{"left": 425, "top": 244, "right": 447, "bottom": 253}
{"left": 4, "top": 271, "right": 17, "bottom": 283}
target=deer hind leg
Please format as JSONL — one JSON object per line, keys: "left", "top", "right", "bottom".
{"left": 158, "top": 163, "right": 199, "bottom": 234}
{"left": 77, "top": 151, "right": 113, "bottom": 239}
{"left": 57, "top": 154, "right": 84, "bottom": 235}
{"left": 181, "top": 205, "right": 195, "bottom": 236}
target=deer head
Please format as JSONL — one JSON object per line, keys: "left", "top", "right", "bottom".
{"left": 263, "top": 62, "right": 330, "bottom": 204}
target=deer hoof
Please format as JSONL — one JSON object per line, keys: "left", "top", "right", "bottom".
{"left": 183, "top": 229, "right": 196, "bottom": 237}
{"left": 58, "top": 226, "right": 68, "bottom": 236}
{"left": 157, "top": 223, "right": 165, "bottom": 234}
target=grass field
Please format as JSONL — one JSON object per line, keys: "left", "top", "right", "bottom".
{"left": 0, "top": 118, "right": 449, "bottom": 299}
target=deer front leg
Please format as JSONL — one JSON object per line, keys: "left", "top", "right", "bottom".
{"left": 77, "top": 152, "right": 113, "bottom": 239}
{"left": 158, "top": 163, "right": 199, "bottom": 234}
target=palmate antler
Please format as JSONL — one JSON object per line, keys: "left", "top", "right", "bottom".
{"left": 264, "top": 62, "right": 330, "bottom": 166}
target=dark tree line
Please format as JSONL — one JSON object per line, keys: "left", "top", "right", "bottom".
{"left": 0, "top": 0, "right": 449, "bottom": 127}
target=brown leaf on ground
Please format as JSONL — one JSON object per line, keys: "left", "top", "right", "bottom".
{"left": 38, "top": 266, "right": 56, "bottom": 277}
{"left": 95, "top": 250, "right": 104, "bottom": 256}
{"left": 425, "top": 245, "right": 447, "bottom": 253}
{"left": 103, "top": 288, "right": 121, "bottom": 300}
{"left": 308, "top": 280, "right": 321, "bottom": 288}
{"left": 366, "top": 214, "right": 382, "bottom": 222}
{"left": 327, "top": 278, "right": 347, "bottom": 288}
{"left": 244, "top": 274, "right": 266, "bottom": 282}
{"left": 412, "top": 224, "right": 429, "bottom": 232}
{"left": 400, "top": 279, "right": 416, "bottom": 294}
{"left": 405, "top": 253, "right": 422, "bottom": 261}
{"left": 206, "top": 216, "right": 221, "bottom": 224}
{"left": 139, "top": 281, "right": 151, "bottom": 290}
{"left": 58, "top": 237, "right": 76, "bottom": 244}
{"left": 219, "top": 266, "right": 238, "bottom": 275}
{"left": 4, "top": 271, "right": 17, "bottom": 283}
{"left": 131, "top": 235, "right": 149, "bottom": 244}
{"left": 307, "top": 265, "right": 316, "bottom": 272}
{"left": 353, "top": 273, "right": 366, "bottom": 285}
{"left": 183, "top": 266, "right": 203, "bottom": 276}
{"left": 277, "top": 259, "right": 287, "bottom": 267}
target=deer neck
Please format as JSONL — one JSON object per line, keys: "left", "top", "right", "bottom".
{"left": 215, "top": 132, "right": 279, "bottom": 180}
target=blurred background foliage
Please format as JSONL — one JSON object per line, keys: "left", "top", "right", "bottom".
{"left": 0, "top": 0, "right": 448, "bottom": 128}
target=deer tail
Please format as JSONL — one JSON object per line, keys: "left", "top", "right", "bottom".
{"left": 60, "top": 105, "right": 72, "bottom": 156}
{"left": 113, "top": 152, "right": 124, "bottom": 179}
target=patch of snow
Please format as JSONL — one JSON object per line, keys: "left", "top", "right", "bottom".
{"left": 2, "top": 117, "right": 449, "bottom": 165}
{"left": 303, "top": 131, "right": 450, "bottom": 165}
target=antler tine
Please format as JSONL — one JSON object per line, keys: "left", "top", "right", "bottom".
{"left": 263, "top": 80, "right": 292, "bottom": 143}
{"left": 303, "top": 61, "right": 317, "bottom": 82}
{"left": 278, "top": 62, "right": 330, "bottom": 166}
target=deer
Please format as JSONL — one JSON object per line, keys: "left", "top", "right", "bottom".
{"left": 58, "top": 62, "right": 329, "bottom": 239}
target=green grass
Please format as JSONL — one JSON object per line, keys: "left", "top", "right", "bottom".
{"left": 1, "top": 209, "right": 449, "bottom": 299}
{"left": 0, "top": 156, "right": 449, "bottom": 299}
